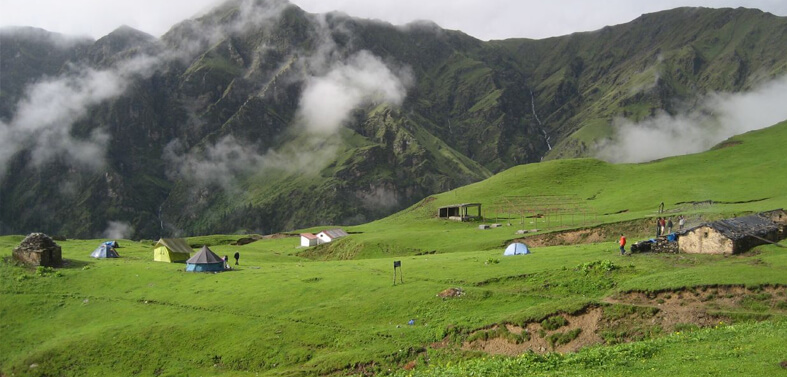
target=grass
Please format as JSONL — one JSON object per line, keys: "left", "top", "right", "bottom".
{"left": 1, "top": 121, "right": 787, "bottom": 375}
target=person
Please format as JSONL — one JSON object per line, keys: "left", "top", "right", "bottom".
{"left": 234, "top": 251, "right": 240, "bottom": 265}
{"left": 659, "top": 202, "right": 665, "bottom": 213}
{"left": 619, "top": 233, "right": 627, "bottom": 255}
{"left": 679, "top": 215, "right": 685, "bottom": 230}
{"left": 656, "top": 217, "right": 661, "bottom": 237}
{"left": 223, "top": 255, "right": 229, "bottom": 270}
{"left": 667, "top": 217, "right": 673, "bottom": 234}
{"left": 659, "top": 217, "right": 666, "bottom": 236}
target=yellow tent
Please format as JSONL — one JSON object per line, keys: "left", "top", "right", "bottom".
{"left": 153, "top": 238, "right": 193, "bottom": 262}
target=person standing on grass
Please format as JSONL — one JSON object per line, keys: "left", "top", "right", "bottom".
{"left": 234, "top": 251, "right": 240, "bottom": 265}
{"left": 659, "top": 217, "right": 666, "bottom": 236}
{"left": 679, "top": 215, "right": 686, "bottom": 231}
{"left": 223, "top": 255, "right": 229, "bottom": 270}
{"left": 619, "top": 234, "right": 627, "bottom": 255}
{"left": 667, "top": 217, "right": 673, "bottom": 234}
{"left": 656, "top": 217, "right": 661, "bottom": 237}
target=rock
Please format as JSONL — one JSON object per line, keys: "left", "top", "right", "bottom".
{"left": 437, "top": 288, "right": 464, "bottom": 298}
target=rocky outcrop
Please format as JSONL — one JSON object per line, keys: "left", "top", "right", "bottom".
{"left": 12, "top": 233, "right": 62, "bottom": 267}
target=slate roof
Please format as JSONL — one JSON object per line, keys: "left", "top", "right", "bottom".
{"left": 706, "top": 214, "right": 779, "bottom": 241}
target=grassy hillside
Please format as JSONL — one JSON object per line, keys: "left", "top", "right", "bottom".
{"left": 2, "top": 121, "right": 787, "bottom": 376}
{"left": 334, "top": 119, "right": 787, "bottom": 258}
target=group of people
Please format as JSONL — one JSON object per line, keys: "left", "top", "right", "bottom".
{"left": 619, "top": 210, "right": 688, "bottom": 255}
{"left": 655, "top": 215, "right": 686, "bottom": 237}
{"left": 221, "top": 251, "right": 241, "bottom": 269}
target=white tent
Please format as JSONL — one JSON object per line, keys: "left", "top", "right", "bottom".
{"left": 503, "top": 242, "right": 530, "bottom": 256}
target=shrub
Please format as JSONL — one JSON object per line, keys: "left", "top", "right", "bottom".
{"left": 547, "top": 329, "right": 582, "bottom": 348}
{"left": 541, "top": 316, "right": 568, "bottom": 331}
{"left": 576, "top": 260, "right": 617, "bottom": 274}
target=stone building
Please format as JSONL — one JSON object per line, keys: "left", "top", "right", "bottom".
{"left": 678, "top": 212, "right": 783, "bottom": 255}
{"left": 12, "top": 233, "right": 63, "bottom": 267}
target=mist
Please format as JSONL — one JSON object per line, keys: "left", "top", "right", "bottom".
{"left": 596, "top": 75, "right": 787, "bottom": 163}
{"left": 298, "top": 50, "right": 411, "bottom": 134}
{"left": 0, "top": 55, "right": 161, "bottom": 177}
{"left": 103, "top": 221, "right": 134, "bottom": 239}
{"left": 163, "top": 136, "right": 266, "bottom": 191}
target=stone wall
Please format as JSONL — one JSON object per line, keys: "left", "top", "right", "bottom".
{"left": 678, "top": 226, "right": 734, "bottom": 254}
{"left": 12, "top": 233, "right": 62, "bottom": 267}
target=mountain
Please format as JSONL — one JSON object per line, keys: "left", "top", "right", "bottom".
{"left": 1, "top": 1, "right": 786, "bottom": 239}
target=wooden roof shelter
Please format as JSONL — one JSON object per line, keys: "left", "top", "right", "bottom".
{"left": 438, "top": 203, "right": 482, "bottom": 221}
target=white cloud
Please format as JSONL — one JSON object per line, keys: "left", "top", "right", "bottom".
{"left": 595, "top": 75, "right": 787, "bottom": 163}
{"left": 2, "top": 1, "right": 787, "bottom": 41}
{"left": 297, "top": 50, "right": 411, "bottom": 134}
{"left": 0, "top": 55, "right": 161, "bottom": 175}
{"left": 103, "top": 221, "right": 134, "bottom": 239}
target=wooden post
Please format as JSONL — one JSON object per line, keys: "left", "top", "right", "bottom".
{"left": 393, "top": 261, "right": 403, "bottom": 285}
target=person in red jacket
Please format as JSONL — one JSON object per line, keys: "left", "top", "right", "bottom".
{"left": 619, "top": 234, "right": 627, "bottom": 255}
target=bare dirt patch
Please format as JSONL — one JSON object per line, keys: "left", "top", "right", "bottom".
{"left": 464, "top": 308, "right": 603, "bottom": 355}
{"left": 462, "top": 285, "right": 787, "bottom": 356}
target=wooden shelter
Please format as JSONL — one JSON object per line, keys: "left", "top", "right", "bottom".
{"left": 438, "top": 203, "right": 482, "bottom": 221}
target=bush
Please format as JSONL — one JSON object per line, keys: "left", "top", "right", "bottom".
{"left": 576, "top": 260, "right": 617, "bottom": 274}
{"left": 541, "top": 316, "right": 569, "bottom": 331}
{"left": 547, "top": 328, "right": 582, "bottom": 348}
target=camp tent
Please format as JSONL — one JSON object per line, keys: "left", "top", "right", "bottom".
{"left": 185, "top": 246, "right": 225, "bottom": 272}
{"left": 104, "top": 240, "right": 120, "bottom": 248}
{"left": 503, "top": 242, "right": 531, "bottom": 256}
{"left": 153, "top": 238, "right": 193, "bottom": 262}
{"left": 90, "top": 244, "right": 119, "bottom": 258}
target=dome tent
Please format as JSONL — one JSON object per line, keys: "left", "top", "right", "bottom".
{"left": 91, "top": 244, "right": 120, "bottom": 258}
{"left": 185, "top": 245, "right": 225, "bottom": 272}
{"left": 503, "top": 242, "right": 530, "bottom": 256}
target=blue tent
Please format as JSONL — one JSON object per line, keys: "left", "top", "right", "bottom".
{"left": 503, "top": 242, "right": 531, "bottom": 256}
{"left": 185, "top": 246, "right": 225, "bottom": 272}
{"left": 104, "top": 240, "right": 120, "bottom": 248}
{"left": 90, "top": 244, "right": 120, "bottom": 258}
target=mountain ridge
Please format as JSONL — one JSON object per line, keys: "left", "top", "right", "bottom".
{"left": 1, "top": 1, "right": 786, "bottom": 238}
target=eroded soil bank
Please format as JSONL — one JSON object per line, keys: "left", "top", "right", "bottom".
{"left": 462, "top": 285, "right": 787, "bottom": 355}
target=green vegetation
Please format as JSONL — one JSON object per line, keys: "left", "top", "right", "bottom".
{"left": 540, "top": 316, "right": 569, "bottom": 331}
{"left": 2, "top": 121, "right": 787, "bottom": 375}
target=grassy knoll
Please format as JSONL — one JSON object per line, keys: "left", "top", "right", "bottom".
{"left": 2, "top": 122, "right": 787, "bottom": 376}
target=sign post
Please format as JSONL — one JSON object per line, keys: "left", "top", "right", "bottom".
{"left": 393, "top": 261, "right": 403, "bottom": 285}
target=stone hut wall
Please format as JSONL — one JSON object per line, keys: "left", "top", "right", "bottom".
{"left": 678, "top": 226, "right": 734, "bottom": 254}
{"left": 12, "top": 233, "right": 63, "bottom": 267}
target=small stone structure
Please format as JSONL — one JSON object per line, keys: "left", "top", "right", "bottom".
{"left": 678, "top": 210, "right": 784, "bottom": 254}
{"left": 12, "top": 233, "right": 63, "bottom": 267}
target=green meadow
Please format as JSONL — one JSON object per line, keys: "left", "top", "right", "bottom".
{"left": 2, "top": 121, "right": 787, "bottom": 376}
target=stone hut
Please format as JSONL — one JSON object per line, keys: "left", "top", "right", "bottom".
{"left": 12, "top": 233, "right": 63, "bottom": 267}
{"left": 678, "top": 213, "right": 782, "bottom": 255}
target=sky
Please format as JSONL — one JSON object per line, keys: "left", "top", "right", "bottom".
{"left": 1, "top": 0, "right": 786, "bottom": 41}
